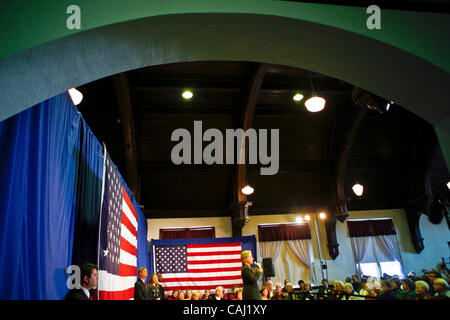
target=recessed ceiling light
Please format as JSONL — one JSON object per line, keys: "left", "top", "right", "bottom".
{"left": 293, "top": 93, "right": 304, "bottom": 102}
{"left": 182, "top": 90, "right": 193, "bottom": 100}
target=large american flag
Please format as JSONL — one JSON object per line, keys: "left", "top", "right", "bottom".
{"left": 98, "top": 152, "right": 138, "bottom": 300}
{"left": 155, "top": 242, "right": 243, "bottom": 292}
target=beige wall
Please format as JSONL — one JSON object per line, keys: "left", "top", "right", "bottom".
{"left": 147, "top": 209, "right": 449, "bottom": 285}
{"left": 147, "top": 216, "right": 232, "bottom": 241}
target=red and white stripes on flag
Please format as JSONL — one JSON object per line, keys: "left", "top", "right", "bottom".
{"left": 98, "top": 152, "right": 139, "bottom": 300}
{"left": 159, "top": 242, "right": 243, "bottom": 292}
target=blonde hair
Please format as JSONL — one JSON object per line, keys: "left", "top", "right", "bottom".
{"left": 241, "top": 250, "right": 252, "bottom": 262}
{"left": 434, "top": 278, "right": 449, "bottom": 289}
{"left": 415, "top": 280, "right": 429, "bottom": 292}
{"left": 334, "top": 281, "right": 344, "bottom": 290}
{"left": 343, "top": 283, "right": 354, "bottom": 291}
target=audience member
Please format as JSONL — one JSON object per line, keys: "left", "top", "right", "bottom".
{"left": 212, "top": 286, "right": 224, "bottom": 300}
{"left": 202, "top": 289, "right": 211, "bottom": 300}
{"left": 227, "top": 285, "right": 239, "bottom": 300}
{"left": 192, "top": 291, "right": 200, "bottom": 300}
{"left": 358, "top": 279, "right": 370, "bottom": 299}
{"left": 378, "top": 280, "right": 396, "bottom": 300}
{"left": 343, "top": 283, "right": 363, "bottom": 300}
{"left": 184, "top": 289, "right": 192, "bottom": 300}
{"left": 261, "top": 286, "right": 270, "bottom": 300}
{"left": 415, "top": 280, "right": 432, "bottom": 300}
{"left": 427, "top": 270, "right": 441, "bottom": 296}
{"left": 266, "top": 280, "right": 274, "bottom": 299}
{"left": 399, "top": 279, "right": 416, "bottom": 300}
{"left": 285, "top": 283, "right": 296, "bottom": 300}
{"left": 390, "top": 278, "right": 402, "bottom": 300}
{"left": 330, "top": 281, "right": 345, "bottom": 300}
{"left": 351, "top": 275, "right": 361, "bottom": 293}
{"left": 432, "top": 278, "right": 450, "bottom": 300}
{"left": 282, "top": 279, "right": 289, "bottom": 293}
{"left": 168, "top": 290, "right": 179, "bottom": 300}
{"left": 232, "top": 288, "right": 243, "bottom": 300}
{"left": 178, "top": 291, "right": 185, "bottom": 300}
{"left": 271, "top": 283, "right": 288, "bottom": 300}
{"left": 317, "top": 279, "right": 331, "bottom": 300}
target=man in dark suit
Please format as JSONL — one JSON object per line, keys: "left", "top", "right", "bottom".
{"left": 64, "top": 263, "right": 98, "bottom": 300}
{"left": 134, "top": 267, "right": 150, "bottom": 300}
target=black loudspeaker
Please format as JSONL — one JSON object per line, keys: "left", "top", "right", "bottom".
{"left": 262, "top": 258, "right": 275, "bottom": 277}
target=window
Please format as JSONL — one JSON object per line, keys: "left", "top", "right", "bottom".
{"left": 380, "top": 261, "right": 403, "bottom": 278}
{"left": 359, "top": 262, "right": 380, "bottom": 278}
{"left": 348, "top": 219, "right": 404, "bottom": 279}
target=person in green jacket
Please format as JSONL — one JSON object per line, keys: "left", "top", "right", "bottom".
{"left": 241, "top": 250, "right": 263, "bottom": 300}
{"left": 399, "top": 279, "right": 417, "bottom": 300}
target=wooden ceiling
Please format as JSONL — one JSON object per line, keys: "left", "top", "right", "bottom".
{"left": 77, "top": 61, "right": 449, "bottom": 219}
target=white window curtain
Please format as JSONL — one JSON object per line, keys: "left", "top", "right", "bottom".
{"left": 375, "top": 234, "right": 404, "bottom": 275}
{"left": 350, "top": 236, "right": 370, "bottom": 278}
{"left": 351, "top": 235, "right": 405, "bottom": 278}
{"left": 287, "top": 239, "right": 316, "bottom": 285}
{"left": 259, "top": 241, "right": 282, "bottom": 261}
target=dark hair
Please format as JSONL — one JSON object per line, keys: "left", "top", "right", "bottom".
{"left": 429, "top": 270, "right": 442, "bottom": 278}
{"left": 401, "top": 279, "right": 415, "bottom": 291}
{"left": 80, "top": 263, "right": 98, "bottom": 284}
{"left": 390, "top": 277, "right": 401, "bottom": 288}
{"left": 381, "top": 280, "right": 391, "bottom": 289}
{"left": 298, "top": 280, "right": 305, "bottom": 285}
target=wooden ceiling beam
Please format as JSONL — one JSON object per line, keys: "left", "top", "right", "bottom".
{"left": 231, "top": 63, "right": 267, "bottom": 236}
{"left": 326, "top": 106, "right": 367, "bottom": 259}
{"left": 112, "top": 73, "right": 140, "bottom": 202}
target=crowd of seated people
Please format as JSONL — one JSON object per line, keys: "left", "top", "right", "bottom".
{"left": 164, "top": 285, "right": 244, "bottom": 301}
{"left": 261, "top": 267, "right": 450, "bottom": 301}
{"left": 144, "top": 262, "right": 450, "bottom": 301}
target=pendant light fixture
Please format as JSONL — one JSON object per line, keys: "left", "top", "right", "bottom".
{"left": 241, "top": 184, "right": 254, "bottom": 195}
{"left": 352, "top": 183, "right": 364, "bottom": 197}
{"left": 349, "top": 145, "right": 364, "bottom": 197}
{"left": 305, "top": 76, "right": 326, "bottom": 112}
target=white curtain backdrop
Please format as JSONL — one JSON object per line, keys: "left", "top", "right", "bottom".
{"left": 259, "top": 240, "right": 315, "bottom": 287}
{"left": 259, "top": 241, "right": 283, "bottom": 261}
{"left": 375, "top": 234, "right": 405, "bottom": 274}
{"left": 350, "top": 236, "right": 370, "bottom": 277}
{"left": 287, "top": 239, "right": 316, "bottom": 285}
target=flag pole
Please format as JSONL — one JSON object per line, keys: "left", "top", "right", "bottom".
{"left": 96, "top": 143, "right": 108, "bottom": 299}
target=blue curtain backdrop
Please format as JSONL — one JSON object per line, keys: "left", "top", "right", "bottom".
{"left": 0, "top": 93, "right": 81, "bottom": 299}
{"left": 71, "top": 118, "right": 104, "bottom": 269}
{"left": 148, "top": 236, "right": 257, "bottom": 274}
{"left": 0, "top": 92, "right": 148, "bottom": 299}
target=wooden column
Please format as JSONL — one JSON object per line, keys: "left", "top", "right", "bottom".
{"left": 230, "top": 63, "right": 267, "bottom": 236}
{"left": 326, "top": 106, "right": 367, "bottom": 259}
